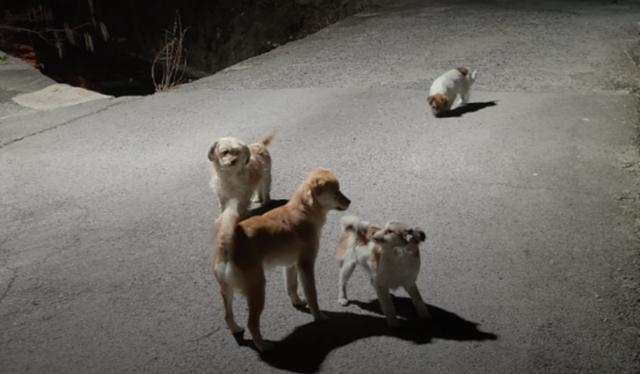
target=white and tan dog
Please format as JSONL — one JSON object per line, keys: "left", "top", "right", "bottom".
{"left": 208, "top": 132, "right": 274, "bottom": 219}
{"left": 211, "top": 168, "right": 351, "bottom": 352}
{"left": 427, "top": 67, "right": 477, "bottom": 116}
{"left": 335, "top": 216, "right": 429, "bottom": 327}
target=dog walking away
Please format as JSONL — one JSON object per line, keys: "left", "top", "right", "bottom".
{"left": 211, "top": 168, "right": 351, "bottom": 352}
{"left": 336, "top": 216, "right": 430, "bottom": 327}
{"left": 427, "top": 67, "right": 477, "bottom": 116}
{"left": 208, "top": 132, "right": 274, "bottom": 219}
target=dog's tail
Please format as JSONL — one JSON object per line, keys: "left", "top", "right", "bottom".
{"left": 470, "top": 69, "right": 478, "bottom": 83}
{"left": 215, "top": 199, "right": 240, "bottom": 264}
{"left": 259, "top": 131, "right": 275, "bottom": 147}
{"left": 340, "top": 215, "right": 371, "bottom": 234}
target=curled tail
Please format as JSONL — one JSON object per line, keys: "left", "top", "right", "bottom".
{"left": 259, "top": 131, "right": 275, "bottom": 147}
{"left": 340, "top": 215, "right": 371, "bottom": 234}
{"left": 215, "top": 200, "right": 240, "bottom": 264}
{"left": 470, "top": 69, "right": 478, "bottom": 83}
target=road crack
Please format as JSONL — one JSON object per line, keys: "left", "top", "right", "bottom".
{"left": 0, "top": 98, "right": 134, "bottom": 149}
{"left": 0, "top": 267, "right": 18, "bottom": 305}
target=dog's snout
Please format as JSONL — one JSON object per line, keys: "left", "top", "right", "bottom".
{"left": 343, "top": 196, "right": 351, "bottom": 207}
{"left": 338, "top": 192, "right": 351, "bottom": 210}
{"left": 371, "top": 232, "right": 384, "bottom": 243}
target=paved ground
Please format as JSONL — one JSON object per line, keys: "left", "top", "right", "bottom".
{"left": 2, "top": 0, "right": 640, "bottom": 373}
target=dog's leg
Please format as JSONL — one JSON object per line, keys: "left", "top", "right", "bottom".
{"left": 284, "top": 266, "right": 306, "bottom": 307}
{"left": 337, "top": 259, "right": 356, "bottom": 306}
{"left": 461, "top": 80, "right": 473, "bottom": 105}
{"left": 375, "top": 286, "right": 400, "bottom": 328}
{"left": 460, "top": 91, "right": 469, "bottom": 105}
{"left": 218, "top": 194, "right": 228, "bottom": 212}
{"left": 219, "top": 283, "right": 244, "bottom": 334}
{"left": 213, "top": 216, "right": 222, "bottom": 237}
{"left": 247, "top": 279, "right": 273, "bottom": 352}
{"left": 257, "top": 174, "right": 271, "bottom": 205}
{"left": 298, "top": 261, "right": 327, "bottom": 321}
{"left": 460, "top": 89, "right": 470, "bottom": 105}
{"left": 404, "top": 283, "right": 431, "bottom": 320}
{"left": 460, "top": 93, "right": 468, "bottom": 105}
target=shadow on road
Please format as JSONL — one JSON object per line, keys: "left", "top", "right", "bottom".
{"left": 436, "top": 101, "right": 497, "bottom": 118}
{"left": 233, "top": 297, "right": 497, "bottom": 373}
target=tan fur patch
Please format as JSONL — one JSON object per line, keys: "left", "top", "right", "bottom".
{"left": 365, "top": 226, "right": 381, "bottom": 241}
{"left": 336, "top": 232, "right": 351, "bottom": 262}
{"left": 369, "top": 244, "right": 382, "bottom": 273}
{"left": 354, "top": 225, "right": 380, "bottom": 245}
{"left": 427, "top": 94, "right": 449, "bottom": 113}
{"left": 456, "top": 67, "right": 469, "bottom": 76}
{"left": 337, "top": 224, "right": 380, "bottom": 261}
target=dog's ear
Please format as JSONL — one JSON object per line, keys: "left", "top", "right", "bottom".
{"left": 302, "top": 178, "right": 327, "bottom": 206}
{"left": 208, "top": 142, "right": 218, "bottom": 162}
{"left": 412, "top": 227, "right": 426, "bottom": 243}
{"left": 303, "top": 185, "right": 314, "bottom": 206}
{"left": 427, "top": 96, "right": 435, "bottom": 106}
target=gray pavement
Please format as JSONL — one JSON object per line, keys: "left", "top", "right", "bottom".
{"left": 2, "top": 1, "right": 640, "bottom": 373}
{"left": 0, "top": 54, "right": 116, "bottom": 146}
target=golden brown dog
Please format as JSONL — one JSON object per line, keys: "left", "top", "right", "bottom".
{"left": 211, "top": 168, "right": 351, "bottom": 352}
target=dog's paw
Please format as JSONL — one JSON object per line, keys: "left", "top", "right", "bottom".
{"left": 256, "top": 340, "right": 275, "bottom": 353}
{"left": 229, "top": 325, "right": 245, "bottom": 335}
{"left": 337, "top": 297, "right": 349, "bottom": 306}
{"left": 290, "top": 297, "right": 307, "bottom": 308}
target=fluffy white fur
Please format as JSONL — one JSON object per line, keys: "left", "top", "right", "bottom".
{"left": 428, "top": 67, "right": 477, "bottom": 116}
{"left": 336, "top": 216, "right": 429, "bottom": 327}
{"left": 208, "top": 133, "right": 273, "bottom": 219}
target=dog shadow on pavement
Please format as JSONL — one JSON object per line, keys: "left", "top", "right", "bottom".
{"left": 234, "top": 297, "right": 497, "bottom": 373}
{"left": 436, "top": 101, "right": 497, "bottom": 118}
{"left": 247, "top": 199, "right": 289, "bottom": 217}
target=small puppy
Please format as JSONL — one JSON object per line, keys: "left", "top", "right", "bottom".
{"left": 427, "top": 67, "right": 477, "bottom": 116}
{"left": 336, "top": 216, "right": 429, "bottom": 327}
{"left": 208, "top": 132, "right": 274, "bottom": 218}
{"left": 211, "top": 168, "right": 351, "bottom": 352}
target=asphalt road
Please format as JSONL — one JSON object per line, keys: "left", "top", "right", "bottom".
{"left": 2, "top": 1, "right": 640, "bottom": 373}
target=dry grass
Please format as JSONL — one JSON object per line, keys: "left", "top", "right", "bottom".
{"left": 0, "top": 1, "right": 109, "bottom": 58}
{"left": 151, "top": 12, "right": 188, "bottom": 92}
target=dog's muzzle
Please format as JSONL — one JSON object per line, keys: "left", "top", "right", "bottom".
{"left": 221, "top": 158, "right": 238, "bottom": 167}
{"left": 337, "top": 193, "right": 351, "bottom": 211}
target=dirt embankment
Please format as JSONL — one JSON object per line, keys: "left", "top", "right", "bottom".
{"left": 99, "top": 0, "right": 372, "bottom": 76}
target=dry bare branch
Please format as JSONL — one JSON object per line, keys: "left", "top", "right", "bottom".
{"left": 0, "top": 1, "right": 105, "bottom": 58}
{"left": 99, "top": 21, "right": 109, "bottom": 41}
{"left": 64, "top": 22, "right": 76, "bottom": 46}
{"left": 151, "top": 12, "right": 188, "bottom": 92}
